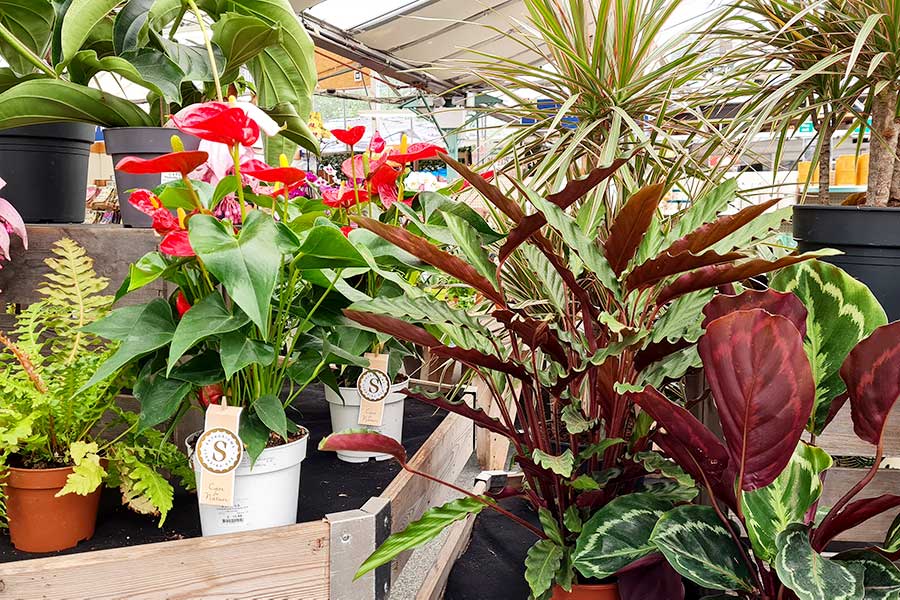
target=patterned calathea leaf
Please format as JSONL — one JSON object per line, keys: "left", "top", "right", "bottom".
{"left": 834, "top": 549, "right": 900, "bottom": 599}
{"left": 525, "top": 539, "right": 564, "bottom": 600}
{"left": 775, "top": 523, "right": 860, "bottom": 600}
{"left": 650, "top": 505, "right": 755, "bottom": 593}
{"left": 699, "top": 309, "right": 815, "bottom": 491}
{"left": 771, "top": 260, "right": 887, "bottom": 434}
{"left": 572, "top": 493, "right": 672, "bottom": 580}
{"left": 741, "top": 441, "right": 833, "bottom": 562}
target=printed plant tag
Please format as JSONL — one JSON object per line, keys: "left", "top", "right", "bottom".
{"left": 160, "top": 171, "right": 181, "bottom": 185}
{"left": 357, "top": 352, "right": 390, "bottom": 427}
{"left": 196, "top": 403, "right": 243, "bottom": 507}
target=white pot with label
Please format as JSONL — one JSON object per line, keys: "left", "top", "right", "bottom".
{"left": 324, "top": 378, "right": 408, "bottom": 463}
{"left": 186, "top": 428, "right": 308, "bottom": 536}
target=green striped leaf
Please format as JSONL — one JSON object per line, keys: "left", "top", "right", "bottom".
{"left": 525, "top": 539, "right": 563, "bottom": 600}
{"left": 561, "top": 403, "right": 596, "bottom": 434}
{"left": 771, "top": 260, "right": 888, "bottom": 434}
{"left": 573, "top": 493, "right": 672, "bottom": 580}
{"left": 443, "top": 212, "right": 498, "bottom": 288}
{"left": 355, "top": 496, "right": 489, "bottom": 578}
{"left": 835, "top": 549, "right": 900, "bottom": 599}
{"left": 775, "top": 524, "right": 860, "bottom": 600}
{"left": 741, "top": 442, "right": 832, "bottom": 562}
{"left": 634, "top": 450, "right": 697, "bottom": 498}
{"left": 883, "top": 513, "right": 900, "bottom": 553}
{"left": 650, "top": 505, "right": 754, "bottom": 592}
{"left": 533, "top": 448, "right": 575, "bottom": 478}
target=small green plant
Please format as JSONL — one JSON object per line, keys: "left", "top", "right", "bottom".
{"left": 0, "top": 239, "right": 190, "bottom": 525}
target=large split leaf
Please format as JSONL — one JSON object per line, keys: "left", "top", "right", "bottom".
{"left": 772, "top": 260, "right": 888, "bottom": 434}
{"left": 651, "top": 505, "right": 754, "bottom": 593}
{"left": 741, "top": 442, "right": 832, "bottom": 562}
{"left": 699, "top": 309, "right": 814, "bottom": 491}
{"left": 573, "top": 493, "right": 672, "bottom": 579}
{"left": 167, "top": 292, "right": 250, "bottom": 372}
{"left": 775, "top": 524, "right": 859, "bottom": 600}
{"left": 189, "top": 210, "right": 282, "bottom": 336}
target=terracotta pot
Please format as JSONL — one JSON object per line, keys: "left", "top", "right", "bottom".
{"left": 552, "top": 583, "right": 620, "bottom": 600}
{"left": 5, "top": 465, "right": 102, "bottom": 552}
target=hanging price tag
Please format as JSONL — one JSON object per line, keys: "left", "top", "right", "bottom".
{"left": 357, "top": 353, "right": 390, "bottom": 427}
{"left": 196, "top": 402, "right": 243, "bottom": 507}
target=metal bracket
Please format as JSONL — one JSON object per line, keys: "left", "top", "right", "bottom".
{"left": 474, "top": 470, "right": 526, "bottom": 495}
{"left": 327, "top": 497, "right": 391, "bottom": 600}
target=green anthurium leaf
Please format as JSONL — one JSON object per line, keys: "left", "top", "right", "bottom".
{"left": 538, "top": 507, "right": 564, "bottom": 545}
{"left": 135, "top": 373, "right": 192, "bottom": 432}
{"left": 239, "top": 411, "right": 269, "bottom": 463}
{"left": 126, "top": 251, "right": 168, "bottom": 292}
{"left": 169, "top": 351, "right": 224, "bottom": 386}
{"left": 835, "top": 549, "right": 900, "bottom": 599}
{"left": 775, "top": 523, "right": 859, "bottom": 600}
{"left": 420, "top": 191, "right": 503, "bottom": 243}
{"left": 355, "top": 496, "right": 490, "bottom": 578}
{"left": 0, "top": 0, "right": 55, "bottom": 76}
{"left": 573, "top": 493, "right": 672, "bottom": 580}
{"left": 56, "top": 441, "right": 106, "bottom": 496}
{"left": 212, "top": 175, "right": 240, "bottom": 209}
{"left": 156, "top": 179, "right": 214, "bottom": 211}
{"left": 262, "top": 102, "right": 319, "bottom": 157}
{"left": 741, "top": 441, "right": 833, "bottom": 562}
{"left": 771, "top": 260, "right": 888, "bottom": 434}
{"left": 80, "top": 299, "right": 176, "bottom": 391}
{"left": 294, "top": 225, "right": 368, "bottom": 269}
{"left": 0, "top": 79, "right": 154, "bottom": 129}
{"left": 220, "top": 332, "right": 276, "bottom": 379}
{"left": 650, "top": 505, "right": 754, "bottom": 592}
{"left": 112, "top": 0, "right": 152, "bottom": 54}
{"left": 564, "top": 506, "right": 582, "bottom": 534}
{"left": 60, "top": 0, "right": 118, "bottom": 62}
{"left": 561, "top": 403, "right": 596, "bottom": 434}
{"left": 68, "top": 48, "right": 183, "bottom": 110}
{"left": 211, "top": 12, "right": 281, "bottom": 83}
{"left": 153, "top": 32, "right": 225, "bottom": 82}
{"left": 189, "top": 211, "right": 282, "bottom": 336}
{"left": 167, "top": 292, "right": 250, "bottom": 373}
{"left": 533, "top": 448, "right": 575, "bottom": 478}
{"left": 253, "top": 394, "right": 287, "bottom": 439}
{"left": 443, "top": 211, "right": 498, "bottom": 288}
{"left": 525, "top": 539, "right": 564, "bottom": 600}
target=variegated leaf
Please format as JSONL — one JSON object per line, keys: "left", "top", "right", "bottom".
{"left": 775, "top": 524, "right": 860, "bottom": 600}
{"left": 650, "top": 505, "right": 754, "bottom": 593}
{"left": 533, "top": 448, "right": 575, "bottom": 478}
{"left": 561, "top": 403, "right": 596, "bottom": 434}
{"left": 772, "top": 260, "right": 888, "bottom": 434}
{"left": 634, "top": 450, "right": 697, "bottom": 499}
{"left": 884, "top": 513, "right": 900, "bottom": 553}
{"left": 741, "top": 442, "right": 832, "bottom": 562}
{"left": 525, "top": 540, "right": 563, "bottom": 600}
{"left": 572, "top": 493, "right": 672, "bottom": 580}
{"left": 835, "top": 549, "right": 900, "bottom": 599}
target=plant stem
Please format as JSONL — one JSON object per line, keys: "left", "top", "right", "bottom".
{"left": 0, "top": 22, "right": 57, "bottom": 79}
{"left": 182, "top": 174, "right": 203, "bottom": 210}
{"left": 231, "top": 145, "right": 247, "bottom": 221}
{"left": 866, "top": 86, "right": 899, "bottom": 206}
{"left": 186, "top": 0, "right": 223, "bottom": 102}
{"left": 169, "top": 4, "right": 188, "bottom": 40}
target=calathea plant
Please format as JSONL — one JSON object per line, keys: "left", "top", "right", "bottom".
{"left": 319, "top": 153, "right": 828, "bottom": 598}
{"left": 0, "top": 239, "right": 189, "bottom": 524}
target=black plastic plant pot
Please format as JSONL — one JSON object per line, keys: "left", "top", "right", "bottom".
{"left": 0, "top": 123, "right": 96, "bottom": 223}
{"left": 104, "top": 127, "right": 201, "bottom": 228}
{"left": 793, "top": 205, "right": 900, "bottom": 320}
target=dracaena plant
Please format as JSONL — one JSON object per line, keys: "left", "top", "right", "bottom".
{"left": 613, "top": 261, "right": 900, "bottom": 599}
{"left": 318, "top": 153, "right": 828, "bottom": 598}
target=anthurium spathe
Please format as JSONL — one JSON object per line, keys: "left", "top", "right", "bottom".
{"left": 322, "top": 186, "right": 370, "bottom": 208}
{"left": 0, "top": 177, "right": 27, "bottom": 263}
{"left": 388, "top": 143, "right": 447, "bottom": 164}
{"left": 171, "top": 103, "right": 260, "bottom": 148}
{"left": 127, "top": 189, "right": 196, "bottom": 257}
{"left": 116, "top": 151, "right": 209, "bottom": 177}
{"left": 242, "top": 165, "right": 307, "bottom": 188}
{"left": 331, "top": 125, "right": 365, "bottom": 146}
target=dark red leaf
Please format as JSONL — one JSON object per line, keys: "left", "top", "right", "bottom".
{"left": 330, "top": 125, "right": 365, "bottom": 146}
{"left": 662, "top": 198, "right": 781, "bottom": 256}
{"left": 439, "top": 153, "right": 525, "bottom": 222}
{"left": 634, "top": 338, "right": 693, "bottom": 373}
{"left": 655, "top": 253, "right": 822, "bottom": 306}
{"left": 404, "top": 388, "right": 514, "bottom": 439}
{"left": 116, "top": 151, "right": 208, "bottom": 176}
{"left": 624, "top": 250, "right": 745, "bottom": 290}
{"left": 655, "top": 432, "right": 738, "bottom": 511}
{"left": 813, "top": 494, "right": 900, "bottom": 551}
{"left": 351, "top": 215, "right": 504, "bottom": 306}
{"left": 319, "top": 431, "right": 407, "bottom": 465}
{"left": 699, "top": 309, "right": 814, "bottom": 491}
{"left": 618, "top": 553, "right": 685, "bottom": 600}
{"left": 701, "top": 289, "right": 808, "bottom": 336}
{"left": 492, "top": 309, "right": 568, "bottom": 367}
{"left": 604, "top": 184, "right": 665, "bottom": 275}
{"left": 840, "top": 321, "right": 900, "bottom": 445}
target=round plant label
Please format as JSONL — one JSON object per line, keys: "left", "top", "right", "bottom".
{"left": 357, "top": 368, "right": 391, "bottom": 403}
{"left": 196, "top": 427, "right": 243, "bottom": 474}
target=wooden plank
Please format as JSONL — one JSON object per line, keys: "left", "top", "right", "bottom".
{"left": 820, "top": 467, "right": 900, "bottom": 544}
{"left": 817, "top": 404, "right": 900, "bottom": 457}
{"left": 0, "top": 225, "right": 165, "bottom": 306}
{"left": 474, "top": 377, "right": 516, "bottom": 471}
{"left": 381, "top": 411, "right": 473, "bottom": 580}
{"left": 0, "top": 520, "right": 330, "bottom": 600}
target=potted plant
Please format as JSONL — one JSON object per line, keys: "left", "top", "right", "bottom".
{"left": 0, "top": 0, "right": 317, "bottom": 225}
{"left": 318, "top": 153, "right": 826, "bottom": 598}
{"left": 82, "top": 101, "right": 387, "bottom": 536}
{"left": 0, "top": 238, "right": 188, "bottom": 553}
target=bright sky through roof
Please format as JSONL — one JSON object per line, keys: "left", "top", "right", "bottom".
{"left": 306, "top": 0, "right": 422, "bottom": 30}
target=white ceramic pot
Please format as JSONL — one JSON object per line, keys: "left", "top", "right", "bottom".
{"left": 187, "top": 428, "right": 308, "bottom": 536}
{"left": 324, "top": 379, "right": 407, "bottom": 463}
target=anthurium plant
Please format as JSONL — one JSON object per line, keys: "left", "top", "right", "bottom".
{"left": 318, "top": 153, "right": 829, "bottom": 597}
{"left": 0, "top": 0, "right": 317, "bottom": 156}
{"left": 0, "top": 239, "right": 189, "bottom": 525}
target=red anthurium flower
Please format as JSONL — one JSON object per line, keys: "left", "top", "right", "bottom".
{"left": 369, "top": 131, "right": 386, "bottom": 154}
{"left": 151, "top": 208, "right": 179, "bottom": 235}
{"left": 116, "top": 151, "right": 209, "bottom": 177}
{"left": 129, "top": 189, "right": 163, "bottom": 215}
{"left": 342, "top": 153, "right": 388, "bottom": 180}
{"left": 389, "top": 143, "right": 447, "bottom": 164}
{"left": 370, "top": 163, "right": 401, "bottom": 206}
{"left": 331, "top": 126, "right": 365, "bottom": 146}
{"left": 199, "top": 383, "right": 224, "bottom": 408}
{"left": 171, "top": 102, "right": 259, "bottom": 147}
{"left": 242, "top": 165, "right": 307, "bottom": 188}
{"left": 322, "top": 187, "right": 370, "bottom": 208}
{"left": 460, "top": 170, "right": 495, "bottom": 190}
{"left": 340, "top": 225, "right": 355, "bottom": 237}
{"left": 159, "top": 230, "right": 195, "bottom": 257}
{"left": 175, "top": 291, "right": 192, "bottom": 318}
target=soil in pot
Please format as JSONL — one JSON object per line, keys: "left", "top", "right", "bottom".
{"left": 5, "top": 464, "right": 102, "bottom": 553}
{"left": 187, "top": 426, "right": 309, "bottom": 536}
{"left": 552, "top": 583, "right": 620, "bottom": 600}
{"left": 324, "top": 377, "right": 408, "bottom": 463}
